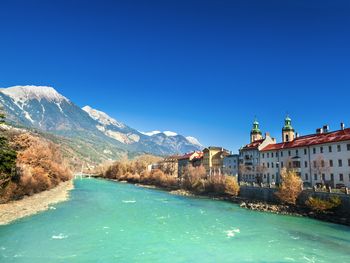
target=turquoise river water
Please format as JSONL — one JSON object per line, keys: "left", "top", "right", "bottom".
{"left": 1, "top": 178, "right": 350, "bottom": 262}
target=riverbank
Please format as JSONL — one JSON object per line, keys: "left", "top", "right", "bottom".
{"left": 0, "top": 180, "right": 74, "bottom": 225}
{"left": 103, "top": 177, "right": 350, "bottom": 226}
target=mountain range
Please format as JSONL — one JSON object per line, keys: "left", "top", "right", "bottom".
{"left": 0, "top": 85, "right": 202, "bottom": 164}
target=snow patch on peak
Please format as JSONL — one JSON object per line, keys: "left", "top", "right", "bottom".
{"left": 82, "top": 105, "right": 125, "bottom": 128}
{"left": 140, "top": 131, "right": 161, "bottom": 136}
{"left": 163, "top": 131, "right": 178, "bottom": 137}
{"left": 141, "top": 130, "right": 178, "bottom": 137}
{"left": 186, "top": 136, "right": 203, "bottom": 147}
{"left": 1, "top": 85, "right": 68, "bottom": 103}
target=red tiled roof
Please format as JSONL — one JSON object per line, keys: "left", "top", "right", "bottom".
{"left": 242, "top": 139, "right": 265, "bottom": 150}
{"left": 177, "top": 151, "right": 203, "bottom": 160}
{"left": 261, "top": 128, "right": 350, "bottom": 151}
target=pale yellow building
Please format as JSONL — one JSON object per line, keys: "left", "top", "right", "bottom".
{"left": 202, "top": 147, "right": 230, "bottom": 175}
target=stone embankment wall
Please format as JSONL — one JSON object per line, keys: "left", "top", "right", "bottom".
{"left": 239, "top": 186, "right": 350, "bottom": 215}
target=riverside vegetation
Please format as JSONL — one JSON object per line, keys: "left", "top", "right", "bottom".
{"left": 98, "top": 159, "right": 346, "bottom": 224}
{"left": 98, "top": 160, "right": 240, "bottom": 197}
{"left": 0, "top": 111, "right": 72, "bottom": 203}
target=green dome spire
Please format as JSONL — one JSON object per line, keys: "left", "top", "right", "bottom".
{"left": 251, "top": 118, "right": 262, "bottom": 135}
{"left": 283, "top": 115, "right": 294, "bottom": 131}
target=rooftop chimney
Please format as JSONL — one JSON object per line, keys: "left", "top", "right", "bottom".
{"left": 323, "top": 125, "right": 329, "bottom": 133}
{"left": 295, "top": 132, "right": 299, "bottom": 138}
{"left": 265, "top": 132, "right": 270, "bottom": 138}
{"left": 316, "top": 128, "right": 323, "bottom": 134}
{"left": 341, "top": 122, "right": 345, "bottom": 130}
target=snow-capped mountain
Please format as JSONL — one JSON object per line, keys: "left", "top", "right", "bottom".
{"left": 0, "top": 85, "right": 202, "bottom": 158}
{"left": 185, "top": 136, "right": 203, "bottom": 147}
{"left": 141, "top": 130, "right": 178, "bottom": 137}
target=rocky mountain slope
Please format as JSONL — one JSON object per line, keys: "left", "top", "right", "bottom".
{"left": 0, "top": 85, "right": 202, "bottom": 164}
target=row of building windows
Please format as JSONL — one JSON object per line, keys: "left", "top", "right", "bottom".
{"left": 262, "top": 143, "right": 350, "bottom": 159}
{"left": 243, "top": 173, "right": 350, "bottom": 182}
{"left": 305, "top": 173, "right": 350, "bottom": 182}
{"left": 262, "top": 158, "right": 350, "bottom": 169}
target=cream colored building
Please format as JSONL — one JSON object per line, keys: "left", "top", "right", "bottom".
{"left": 202, "top": 147, "right": 230, "bottom": 175}
{"left": 239, "top": 119, "right": 276, "bottom": 182}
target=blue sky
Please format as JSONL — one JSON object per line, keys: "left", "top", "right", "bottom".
{"left": 0, "top": 0, "right": 350, "bottom": 152}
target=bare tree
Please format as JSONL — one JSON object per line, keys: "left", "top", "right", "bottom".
{"left": 311, "top": 155, "right": 330, "bottom": 185}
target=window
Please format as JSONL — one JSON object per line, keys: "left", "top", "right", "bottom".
{"left": 314, "top": 174, "right": 317, "bottom": 180}
{"left": 289, "top": 162, "right": 292, "bottom": 168}
{"left": 320, "top": 147, "right": 323, "bottom": 153}
{"left": 347, "top": 144, "right": 350, "bottom": 151}
{"left": 304, "top": 149, "right": 307, "bottom": 155}
{"left": 331, "top": 174, "right": 334, "bottom": 181}
{"left": 281, "top": 152, "right": 283, "bottom": 157}
{"left": 321, "top": 160, "right": 325, "bottom": 167}
{"left": 288, "top": 150, "right": 291, "bottom": 156}
{"left": 264, "top": 174, "right": 266, "bottom": 179}
{"left": 329, "top": 145, "right": 332, "bottom": 152}
{"left": 305, "top": 161, "right": 308, "bottom": 168}
{"left": 272, "top": 174, "right": 275, "bottom": 179}
{"left": 313, "top": 148, "right": 316, "bottom": 154}
{"left": 313, "top": 160, "right": 316, "bottom": 168}
{"left": 305, "top": 173, "right": 309, "bottom": 180}
{"left": 276, "top": 152, "right": 279, "bottom": 157}
{"left": 267, "top": 153, "right": 269, "bottom": 158}
{"left": 272, "top": 162, "right": 274, "bottom": 168}
{"left": 281, "top": 162, "right": 284, "bottom": 168}
{"left": 337, "top": 145, "right": 341, "bottom": 152}
{"left": 340, "top": 174, "right": 344, "bottom": 181}
{"left": 338, "top": 159, "right": 343, "bottom": 167}
{"left": 348, "top": 159, "right": 350, "bottom": 167}
{"left": 322, "top": 174, "right": 325, "bottom": 181}
{"left": 296, "top": 149, "right": 299, "bottom": 155}
{"left": 267, "top": 162, "right": 270, "bottom": 168}
{"left": 330, "top": 160, "right": 333, "bottom": 167}
{"left": 262, "top": 153, "right": 265, "bottom": 158}
{"left": 276, "top": 163, "right": 279, "bottom": 168}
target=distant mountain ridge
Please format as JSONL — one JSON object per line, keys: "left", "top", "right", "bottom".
{"left": 0, "top": 85, "right": 202, "bottom": 163}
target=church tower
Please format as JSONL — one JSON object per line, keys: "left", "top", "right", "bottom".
{"left": 282, "top": 116, "right": 295, "bottom": 143}
{"left": 250, "top": 119, "right": 262, "bottom": 143}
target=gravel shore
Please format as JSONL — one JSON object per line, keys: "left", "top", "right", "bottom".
{"left": 0, "top": 180, "right": 74, "bottom": 225}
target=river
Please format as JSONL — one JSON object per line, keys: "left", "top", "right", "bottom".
{"left": 1, "top": 178, "right": 349, "bottom": 262}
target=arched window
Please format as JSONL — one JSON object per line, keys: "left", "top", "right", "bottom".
{"left": 285, "top": 134, "right": 289, "bottom": 142}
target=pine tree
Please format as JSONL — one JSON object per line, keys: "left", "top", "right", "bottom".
{"left": 0, "top": 108, "right": 17, "bottom": 186}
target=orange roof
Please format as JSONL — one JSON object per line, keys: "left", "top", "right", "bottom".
{"left": 261, "top": 128, "right": 350, "bottom": 151}
{"left": 177, "top": 151, "right": 203, "bottom": 160}
{"left": 242, "top": 139, "right": 265, "bottom": 150}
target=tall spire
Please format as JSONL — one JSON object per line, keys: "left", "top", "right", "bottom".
{"left": 282, "top": 115, "right": 295, "bottom": 142}
{"left": 282, "top": 115, "right": 294, "bottom": 132}
{"left": 250, "top": 118, "right": 262, "bottom": 142}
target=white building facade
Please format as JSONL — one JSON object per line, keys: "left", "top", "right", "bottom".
{"left": 259, "top": 120, "right": 350, "bottom": 188}
{"left": 223, "top": 154, "right": 239, "bottom": 177}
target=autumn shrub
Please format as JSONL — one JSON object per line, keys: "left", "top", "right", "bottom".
{"left": 224, "top": 176, "right": 240, "bottom": 196}
{"left": 306, "top": 196, "right": 341, "bottom": 213}
{"left": 181, "top": 165, "right": 206, "bottom": 193}
{"left": 0, "top": 133, "right": 72, "bottom": 202}
{"left": 275, "top": 168, "right": 303, "bottom": 205}
{"left": 205, "top": 173, "right": 227, "bottom": 194}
